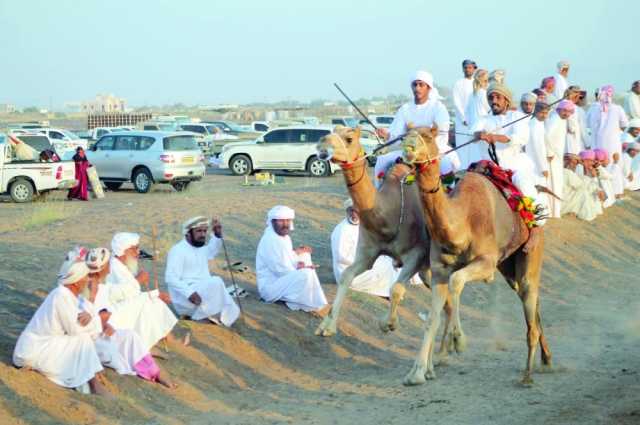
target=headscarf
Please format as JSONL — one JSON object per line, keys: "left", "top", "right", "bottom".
{"left": 541, "top": 76, "right": 556, "bottom": 90}
{"left": 266, "top": 205, "right": 295, "bottom": 230}
{"left": 564, "top": 153, "right": 579, "bottom": 160}
{"left": 182, "top": 216, "right": 209, "bottom": 236}
{"left": 627, "top": 142, "right": 640, "bottom": 152}
{"left": 557, "top": 61, "right": 570, "bottom": 71}
{"left": 556, "top": 100, "right": 576, "bottom": 114}
{"left": 489, "top": 69, "right": 505, "bottom": 85}
{"left": 520, "top": 92, "right": 537, "bottom": 103}
{"left": 462, "top": 59, "right": 477, "bottom": 68}
{"left": 593, "top": 148, "right": 608, "bottom": 162}
{"left": 534, "top": 101, "right": 550, "bottom": 114}
{"left": 57, "top": 247, "right": 90, "bottom": 286}
{"left": 411, "top": 70, "right": 433, "bottom": 88}
{"left": 579, "top": 150, "right": 595, "bottom": 160}
{"left": 627, "top": 118, "right": 640, "bottom": 129}
{"left": 487, "top": 83, "right": 513, "bottom": 107}
{"left": 472, "top": 69, "right": 489, "bottom": 94}
{"left": 111, "top": 232, "right": 140, "bottom": 257}
{"left": 72, "top": 147, "right": 88, "bottom": 163}
{"left": 85, "top": 247, "right": 110, "bottom": 272}
{"left": 598, "top": 85, "right": 614, "bottom": 112}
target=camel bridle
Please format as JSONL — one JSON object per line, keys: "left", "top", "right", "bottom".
{"left": 406, "top": 131, "right": 441, "bottom": 193}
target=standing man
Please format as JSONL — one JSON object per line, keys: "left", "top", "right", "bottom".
{"left": 553, "top": 61, "right": 570, "bottom": 99}
{"left": 256, "top": 206, "right": 330, "bottom": 316}
{"left": 165, "top": 216, "right": 241, "bottom": 327}
{"left": 540, "top": 77, "right": 558, "bottom": 105}
{"left": 545, "top": 100, "right": 575, "bottom": 217}
{"left": 526, "top": 102, "right": 550, "bottom": 183}
{"left": 564, "top": 85, "right": 586, "bottom": 155}
{"left": 374, "top": 70, "right": 456, "bottom": 183}
{"left": 452, "top": 59, "right": 477, "bottom": 167}
{"left": 519, "top": 92, "right": 537, "bottom": 115}
{"left": 623, "top": 81, "right": 640, "bottom": 120}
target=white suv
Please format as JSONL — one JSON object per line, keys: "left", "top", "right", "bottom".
{"left": 218, "top": 126, "right": 341, "bottom": 177}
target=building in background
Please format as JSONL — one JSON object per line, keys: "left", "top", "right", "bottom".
{"left": 81, "top": 94, "right": 127, "bottom": 113}
{"left": 0, "top": 104, "right": 17, "bottom": 114}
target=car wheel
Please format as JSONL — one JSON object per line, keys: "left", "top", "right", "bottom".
{"left": 307, "top": 156, "right": 330, "bottom": 177}
{"left": 132, "top": 168, "right": 154, "bottom": 193}
{"left": 230, "top": 155, "right": 252, "bottom": 176}
{"left": 171, "top": 181, "right": 190, "bottom": 192}
{"left": 104, "top": 182, "right": 123, "bottom": 191}
{"left": 10, "top": 178, "right": 34, "bottom": 203}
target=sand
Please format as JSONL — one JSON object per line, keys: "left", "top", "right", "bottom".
{"left": 0, "top": 170, "right": 638, "bottom": 425}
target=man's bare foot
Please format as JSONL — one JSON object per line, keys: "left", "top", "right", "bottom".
{"left": 183, "top": 332, "right": 191, "bottom": 347}
{"left": 156, "top": 373, "right": 177, "bottom": 389}
{"left": 312, "top": 304, "right": 332, "bottom": 318}
{"left": 523, "top": 226, "right": 543, "bottom": 254}
{"left": 88, "top": 376, "right": 111, "bottom": 396}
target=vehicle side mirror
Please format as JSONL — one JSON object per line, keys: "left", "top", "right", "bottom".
{"left": 90, "top": 145, "right": 98, "bottom": 151}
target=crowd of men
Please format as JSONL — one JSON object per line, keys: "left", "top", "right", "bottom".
{"left": 12, "top": 60, "right": 640, "bottom": 395}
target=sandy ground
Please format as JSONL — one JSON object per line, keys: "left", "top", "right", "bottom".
{"left": 0, "top": 168, "right": 639, "bottom": 425}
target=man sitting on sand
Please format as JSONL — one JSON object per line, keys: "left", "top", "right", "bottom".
{"left": 105, "top": 232, "right": 177, "bottom": 351}
{"left": 164, "top": 216, "right": 240, "bottom": 327}
{"left": 256, "top": 205, "right": 330, "bottom": 316}
{"left": 84, "top": 247, "right": 175, "bottom": 389}
{"left": 13, "top": 249, "right": 107, "bottom": 395}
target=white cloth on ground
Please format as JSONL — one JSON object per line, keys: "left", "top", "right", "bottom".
{"left": 256, "top": 226, "right": 327, "bottom": 311}
{"left": 13, "top": 285, "right": 103, "bottom": 388}
{"left": 105, "top": 258, "right": 177, "bottom": 351}
{"left": 165, "top": 238, "right": 240, "bottom": 326}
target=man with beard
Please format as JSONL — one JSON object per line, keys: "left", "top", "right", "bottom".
{"left": 84, "top": 247, "right": 175, "bottom": 388}
{"left": 165, "top": 216, "right": 240, "bottom": 327}
{"left": 623, "top": 81, "right": 640, "bottom": 120}
{"left": 330, "top": 199, "right": 399, "bottom": 298}
{"left": 256, "top": 205, "right": 330, "bottom": 316}
{"left": 561, "top": 153, "right": 602, "bottom": 221}
{"left": 13, "top": 248, "right": 107, "bottom": 395}
{"left": 544, "top": 99, "right": 575, "bottom": 217}
{"left": 105, "top": 232, "right": 177, "bottom": 351}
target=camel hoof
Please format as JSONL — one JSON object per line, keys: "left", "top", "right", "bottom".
{"left": 378, "top": 316, "right": 399, "bottom": 333}
{"left": 314, "top": 317, "right": 337, "bottom": 337}
{"left": 403, "top": 365, "right": 427, "bottom": 386}
{"left": 453, "top": 332, "right": 467, "bottom": 353}
{"left": 536, "top": 363, "right": 554, "bottom": 374}
{"left": 520, "top": 374, "right": 534, "bottom": 387}
{"left": 425, "top": 369, "right": 437, "bottom": 380}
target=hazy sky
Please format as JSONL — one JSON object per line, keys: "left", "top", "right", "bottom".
{"left": 1, "top": 0, "right": 638, "bottom": 108}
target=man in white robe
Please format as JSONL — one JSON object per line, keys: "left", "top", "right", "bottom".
{"left": 540, "top": 76, "right": 558, "bottom": 106}
{"left": 561, "top": 153, "right": 601, "bottom": 221}
{"left": 624, "top": 142, "right": 640, "bottom": 191}
{"left": 106, "top": 232, "right": 177, "bottom": 351}
{"left": 452, "top": 59, "right": 476, "bottom": 167}
{"left": 84, "top": 247, "right": 174, "bottom": 388}
{"left": 256, "top": 206, "right": 329, "bottom": 315}
{"left": 13, "top": 250, "right": 106, "bottom": 394}
{"left": 593, "top": 149, "right": 616, "bottom": 208}
{"left": 564, "top": 86, "right": 586, "bottom": 154}
{"left": 544, "top": 100, "right": 574, "bottom": 217}
{"left": 553, "top": 61, "right": 570, "bottom": 100}
{"left": 519, "top": 92, "right": 537, "bottom": 115}
{"left": 331, "top": 199, "right": 399, "bottom": 298}
{"left": 165, "top": 216, "right": 240, "bottom": 327}
{"left": 374, "top": 70, "right": 458, "bottom": 186}
{"left": 526, "top": 102, "right": 550, "bottom": 182}
{"left": 578, "top": 150, "right": 606, "bottom": 217}
{"left": 623, "top": 81, "right": 640, "bottom": 120}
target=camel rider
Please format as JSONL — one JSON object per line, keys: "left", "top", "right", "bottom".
{"left": 374, "top": 70, "right": 460, "bottom": 188}
{"left": 471, "top": 82, "right": 547, "bottom": 250}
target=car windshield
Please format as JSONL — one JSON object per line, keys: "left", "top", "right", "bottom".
{"left": 344, "top": 118, "right": 358, "bottom": 128}
{"left": 158, "top": 123, "right": 178, "bottom": 131}
{"left": 205, "top": 125, "right": 219, "bottom": 134}
{"left": 163, "top": 135, "right": 198, "bottom": 151}
{"left": 376, "top": 116, "right": 394, "bottom": 124}
{"left": 60, "top": 130, "right": 80, "bottom": 139}
{"left": 15, "top": 135, "right": 52, "bottom": 152}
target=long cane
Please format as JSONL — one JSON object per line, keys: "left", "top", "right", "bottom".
{"left": 220, "top": 234, "right": 244, "bottom": 318}
{"left": 151, "top": 224, "right": 159, "bottom": 292}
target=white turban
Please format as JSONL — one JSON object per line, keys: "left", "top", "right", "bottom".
{"left": 628, "top": 118, "right": 640, "bottom": 129}
{"left": 57, "top": 247, "right": 90, "bottom": 286}
{"left": 111, "top": 232, "right": 140, "bottom": 257}
{"left": 411, "top": 70, "right": 434, "bottom": 88}
{"left": 343, "top": 198, "right": 353, "bottom": 209}
{"left": 521, "top": 92, "right": 537, "bottom": 103}
{"left": 557, "top": 60, "right": 570, "bottom": 71}
{"left": 266, "top": 205, "right": 295, "bottom": 229}
{"left": 627, "top": 142, "right": 640, "bottom": 152}
{"left": 182, "top": 216, "right": 209, "bottom": 236}
{"left": 85, "top": 247, "right": 110, "bottom": 272}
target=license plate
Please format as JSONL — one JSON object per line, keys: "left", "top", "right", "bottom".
{"left": 182, "top": 156, "right": 194, "bottom": 164}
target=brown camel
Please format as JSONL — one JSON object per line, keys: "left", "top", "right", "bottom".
{"left": 399, "top": 126, "right": 551, "bottom": 386}
{"left": 314, "top": 126, "right": 452, "bottom": 342}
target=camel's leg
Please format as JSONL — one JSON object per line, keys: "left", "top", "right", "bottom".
{"left": 315, "top": 259, "right": 370, "bottom": 337}
{"left": 403, "top": 282, "right": 448, "bottom": 386}
{"left": 449, "top": 255, "right": 497, "bottom": 353}
{"left": 416, "top": 266, "right": 452, "bottom": 356}
{"left": 517, "top": 282, "right": 540, "bottom": 385}
{"left": 536, "top": 304, "right": 552, "bottom": 367}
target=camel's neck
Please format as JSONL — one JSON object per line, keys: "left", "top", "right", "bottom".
{"left": 415, "top": 165, "right": 458, "bottom": 243}
{"left": 342, "top": 159, "right": 376, "bottom": 212}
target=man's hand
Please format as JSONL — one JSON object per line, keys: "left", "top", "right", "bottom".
{"left": 542, "top": 171, "right": 549, "bottom": 178}
{"left": 136, "top": 270, "right": 150, "bottom": 287}
{"left": 296, "top": 261, "right": 306, "bottom": 270}
{"left": 77, "top": 312, "right": 92, "bottom": 327}
{"left": 103, "top": 323, "right": 115, "bottom": 337}
{"left": 547, "top": 156, "right": 554, "bottom": 162}
{"left": 211, "top": 218, "right": 222, "bottom": 238}
{"left": 375, "top": 128, "right": 389, "bottom": 140}
{"left": 597, "top": 191, "right": 606, "bottom": 202}
{"left": 159, "top": 291, "right": 171, "bottom": 304}
{"left": 188, "top": 292, "right": 202, "bottom": 306}
{"left": 475, "top": 131, "right": 489, "bottom": 142}
{"left": 294, "top": 246, "right": 312, "bottom": 255}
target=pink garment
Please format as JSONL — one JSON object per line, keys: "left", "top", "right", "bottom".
{"left": 594, "top": 148, "right": 608, "bottom": 161}
{"left": 541, "top": 76, "right": 556, "bottom": 89}
{"left": 557, "top": 100, "right": 576, "bottom": 113}
{"left": 599, "top": 85, "right": 614, "bottom": 112}
{"left": 579, "top": 150, "right": 595, "bottom": 160}
{"left": 133, "top": 353, "right": 160, "bottom": 381}
{"left": 68, "top": 160, "right": 90, "bottom": 201}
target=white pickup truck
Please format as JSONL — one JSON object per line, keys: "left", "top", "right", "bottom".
{"left": 0, "top": 135, "right": 76, "bottom": 202}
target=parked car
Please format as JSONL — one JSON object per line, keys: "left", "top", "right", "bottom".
{"left": 329, "top": 116, "right": 359, "bottom": 128}
{"left": 139, "top": 121, "right": 181, "bottom": 132}
{"left": 86, "top": 131, "right": 205, "bottom": 193}
{"left": 9, "top": 130, "right": 83, "bottom": 160}
{"left": 0, "top": 134, "right": 76, "bottom": 202}
{"left": 177, "top": 123, "right": 240, "bottom": 153}
{"left": 358, "top": 115, "right": 394, "bottom": 128}
{"left": 85, "top": 126, "right": 133, "bottom": 141}
{"left": 203, "top": 120, "right": 253, "bottom": 135}
{"left": 218, "top": 126, "right": 341, "bottom": 177}
{"left": 35, "top": 128, "right": 87, "bottom": 155}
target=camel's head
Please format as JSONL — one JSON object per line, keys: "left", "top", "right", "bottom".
{"left": 317, "top": 126, "right": 364, "bottom": 166}
{"left": 401, "top": 125, "right": 440, "bottom": 166}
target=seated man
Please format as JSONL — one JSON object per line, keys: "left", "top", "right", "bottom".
{"left": 624, "top": 142, "right": 640, "bottom": 191}
{"left": 331, "top": 199, "right": 399, "bottom": 298}
{"left": 256, "top": 205, "right": 330, "bottom": 316}
{"left": 593, "top": 149, "right": 616, "bottom": 208}
{"left": 578, "top": 150, "right": 606, "bottom": 219}
{"left": 165, "top": 216, "right": 240, "bottom": 327}
{"left": 84, "top": 247, "right": 175, "bottom": 388}
{"left": 561, "top": 153, "right": 602, "bottom": 221}
{"left": 105, "top": 232, "right": 178, "bottom": 351}
{"left": 13, "top": 250, "right": 106, "bottom": 395}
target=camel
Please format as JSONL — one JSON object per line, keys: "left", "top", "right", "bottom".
{"left": 314, "top": 126, "right": 452, "bottom": 344}
{"left": 399, "top": 126, "right": 551, "bottom": 386}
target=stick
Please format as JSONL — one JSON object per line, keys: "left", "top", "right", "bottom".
{"left": 334, "top": 83, "right": 379, "bottom": 131}
{"left": 220, "top": 235, "right": 244, "bottom": 318}
{"left": 151, "top": 224, "right": 159, "bottom": 292}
